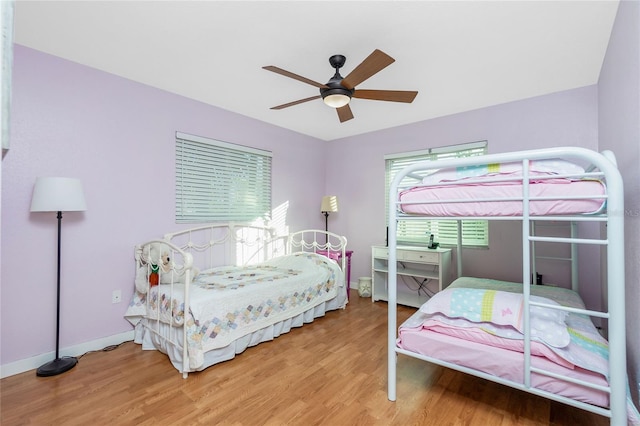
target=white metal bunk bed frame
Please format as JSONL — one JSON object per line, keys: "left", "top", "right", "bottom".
{"left": 134, "top": 223, "right": 348, "bottom": 379}
{"left": 386, "top": 147, "right": 626, "bottom": 424}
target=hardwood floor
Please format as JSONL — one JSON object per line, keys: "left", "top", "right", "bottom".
{"left": 1, "top": 291, "right": 609, "bottom": 425}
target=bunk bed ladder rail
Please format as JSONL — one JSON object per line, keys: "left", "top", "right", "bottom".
{"left": 524, "top": 156, "right": 626, "bottom": 425}
{"left": 525, "top": 230, "right": 615, "bottom": 413}
{"left": 521, "top": 160, "right": 534, "bottom": 390}
{"left": 520, "top": 156, "right": 626, "bottom": 425}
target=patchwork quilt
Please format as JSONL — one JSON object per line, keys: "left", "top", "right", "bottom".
{"left": 125, "top": 252, "right": 344, "bottom": 368}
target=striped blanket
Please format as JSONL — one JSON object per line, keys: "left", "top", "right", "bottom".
{"left": 419, "top": 277, "right": 608, "bottom": 379}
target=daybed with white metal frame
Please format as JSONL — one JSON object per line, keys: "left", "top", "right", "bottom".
{"left": 125, "top": 223, "right": 348, "bottom": 378}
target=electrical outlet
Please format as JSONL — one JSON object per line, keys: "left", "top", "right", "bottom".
{"left": 112, "top": 290, "right": 122, "bottom": 304}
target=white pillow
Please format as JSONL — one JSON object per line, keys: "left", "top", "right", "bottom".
{"left": 420, "top": 287, "right": 570, "bottom": 348}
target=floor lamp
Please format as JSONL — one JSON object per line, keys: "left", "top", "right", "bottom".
{"left": 320, "top": 195, "right": 338, "bottom": 244}
{"left": 30, "top": 177, "right": 87, "bottom": 377}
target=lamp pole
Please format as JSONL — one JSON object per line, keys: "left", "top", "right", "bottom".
{"left": 36, "top": 210, "right": 78, "bottom": 376}
{"left": 323, "top": 211, "right": 329, "bottom": 244}
{"left": 54, "top": 211, "right": 62, "bottom": 361}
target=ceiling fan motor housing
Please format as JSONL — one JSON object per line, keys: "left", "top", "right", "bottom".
{"left": 320, "top": 78, "right": 354, "bottom": 101}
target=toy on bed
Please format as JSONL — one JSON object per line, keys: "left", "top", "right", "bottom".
{"left": 134, "top": 242, "right": 199, "bottom": 294}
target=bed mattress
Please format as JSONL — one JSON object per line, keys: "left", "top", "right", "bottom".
{"left": 397, "top": 277, "right": 611, "bottom": 408}
{"left": 398, "top": 178, "right": 606, "bottom": 216}
{"left": 398, "top": 321, "right": 609, "bottom": 407}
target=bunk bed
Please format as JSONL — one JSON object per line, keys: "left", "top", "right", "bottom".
{"left": 125, "top": 223, "right": 348, "bottom": 378}
{"left": 386, "top": 147, "right": 636, "bottom": 425}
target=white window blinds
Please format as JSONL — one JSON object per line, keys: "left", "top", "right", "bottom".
{"left": 176, "top": 132, "right": 272, "bottom": 223}
{"left": 385, "top": 141, "right": 489, "bottom": 247}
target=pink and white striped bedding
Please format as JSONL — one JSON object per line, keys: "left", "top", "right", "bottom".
{"left": 398, "top": 323, "right": 610, "bottom": 406}
{"left": 420, "top": 159, "right": 586, "bottom": 185}
{"left": 399, "top": 177, "right": 606, "bottom": 216}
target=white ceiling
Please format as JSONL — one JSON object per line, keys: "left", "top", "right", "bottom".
{"left": 13, "top": 1, "right": 619, "bottom": 141}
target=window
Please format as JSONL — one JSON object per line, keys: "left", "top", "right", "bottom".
{"left": 176, "top": 132, "right": 272, "bottom": 223}
{"left": 385, "top": 141, "right": 488, "bottom": 247}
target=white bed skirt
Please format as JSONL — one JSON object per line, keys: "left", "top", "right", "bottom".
{"left": 133, "top": 290, "right": 347, "bottom": 373}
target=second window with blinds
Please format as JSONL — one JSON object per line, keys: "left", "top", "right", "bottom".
{"left": 385, "top": 141, "right": 489, "bottom": 247}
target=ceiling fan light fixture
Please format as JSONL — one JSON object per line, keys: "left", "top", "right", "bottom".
{"left": 323, "top": 92, "right": 351, "bottom": 108}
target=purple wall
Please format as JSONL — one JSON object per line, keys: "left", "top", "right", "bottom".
{"left": 326, "top": 86, "right": 601, "bottom": 308}
{"left": 1, "top": 46, "right": 328, "bottom": 365}
{"left": 598, "top": 0, "right": 640, "bottom": 408}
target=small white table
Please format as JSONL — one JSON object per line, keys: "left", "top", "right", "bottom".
{"left": 371, "top": 245, "right": 452, "bottom": 308}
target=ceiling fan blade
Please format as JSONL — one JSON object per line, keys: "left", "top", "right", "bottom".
{"left": 336, "top": 104, "right": 354, "bottom": 123}
{"left": 263, "top": 66, "right": 328, "bottom": 89}
{"left": 340, "top": 49, "right": 395, "bottom": 90}
{"left": 270, "top": 95, "right": 321, "bottom": 110}
{"left": 353, "top": 89, "right": 418, "bottom": 103}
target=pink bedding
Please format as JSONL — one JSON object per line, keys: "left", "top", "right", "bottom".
{"left": 395, "top": 275, "right": 637, "bottom": 416}
{"left": 397, "top": 276, "right": 613, "bottom": 408}
{"left": 397, "top": 319, "right": 610, "bottom": 407}
{"left": 398, "top": 178, "right": 606, "bottom": 216}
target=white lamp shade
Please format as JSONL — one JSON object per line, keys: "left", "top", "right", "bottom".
{"left": 30, "top": 177, "right": 87, "bottom": 212}
{"left": 321, "top": 195, "right": 338, "bottom": 213}
{"left": 323, "top": 94, "right": 350, "bottom": 108}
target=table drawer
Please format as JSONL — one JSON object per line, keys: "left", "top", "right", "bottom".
{"left": 400, "top": 250, "right": 439, "bottom": 263}
{"left": 372, "top": 247, "right": 389, "bottom": 258}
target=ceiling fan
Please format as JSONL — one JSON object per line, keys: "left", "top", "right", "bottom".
{"left": 263, "top": 49, "right": 418, "bottom": 123}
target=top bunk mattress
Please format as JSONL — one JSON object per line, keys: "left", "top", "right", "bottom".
{"left": 397, "top": 159, "right": 606, "bottom": 217}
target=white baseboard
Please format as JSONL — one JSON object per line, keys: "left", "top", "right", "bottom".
{"left": 0, "top": 330, "right": 135, "bottom": 379}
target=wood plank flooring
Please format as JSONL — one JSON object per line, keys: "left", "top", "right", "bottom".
{"left": 1, "top": 291, "right": 609, "bottom": 425}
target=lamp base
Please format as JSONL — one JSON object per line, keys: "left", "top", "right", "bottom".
{"left": 36, "top": 356, "right": 77, "bottom": 377}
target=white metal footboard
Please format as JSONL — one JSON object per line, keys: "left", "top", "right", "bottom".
{"left": 287, "top": 229, "right": 348, "bottom": 274}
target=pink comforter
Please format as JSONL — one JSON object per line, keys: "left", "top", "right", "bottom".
{"left": 399, "top": 178, "right": 606, "bottom": 216}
